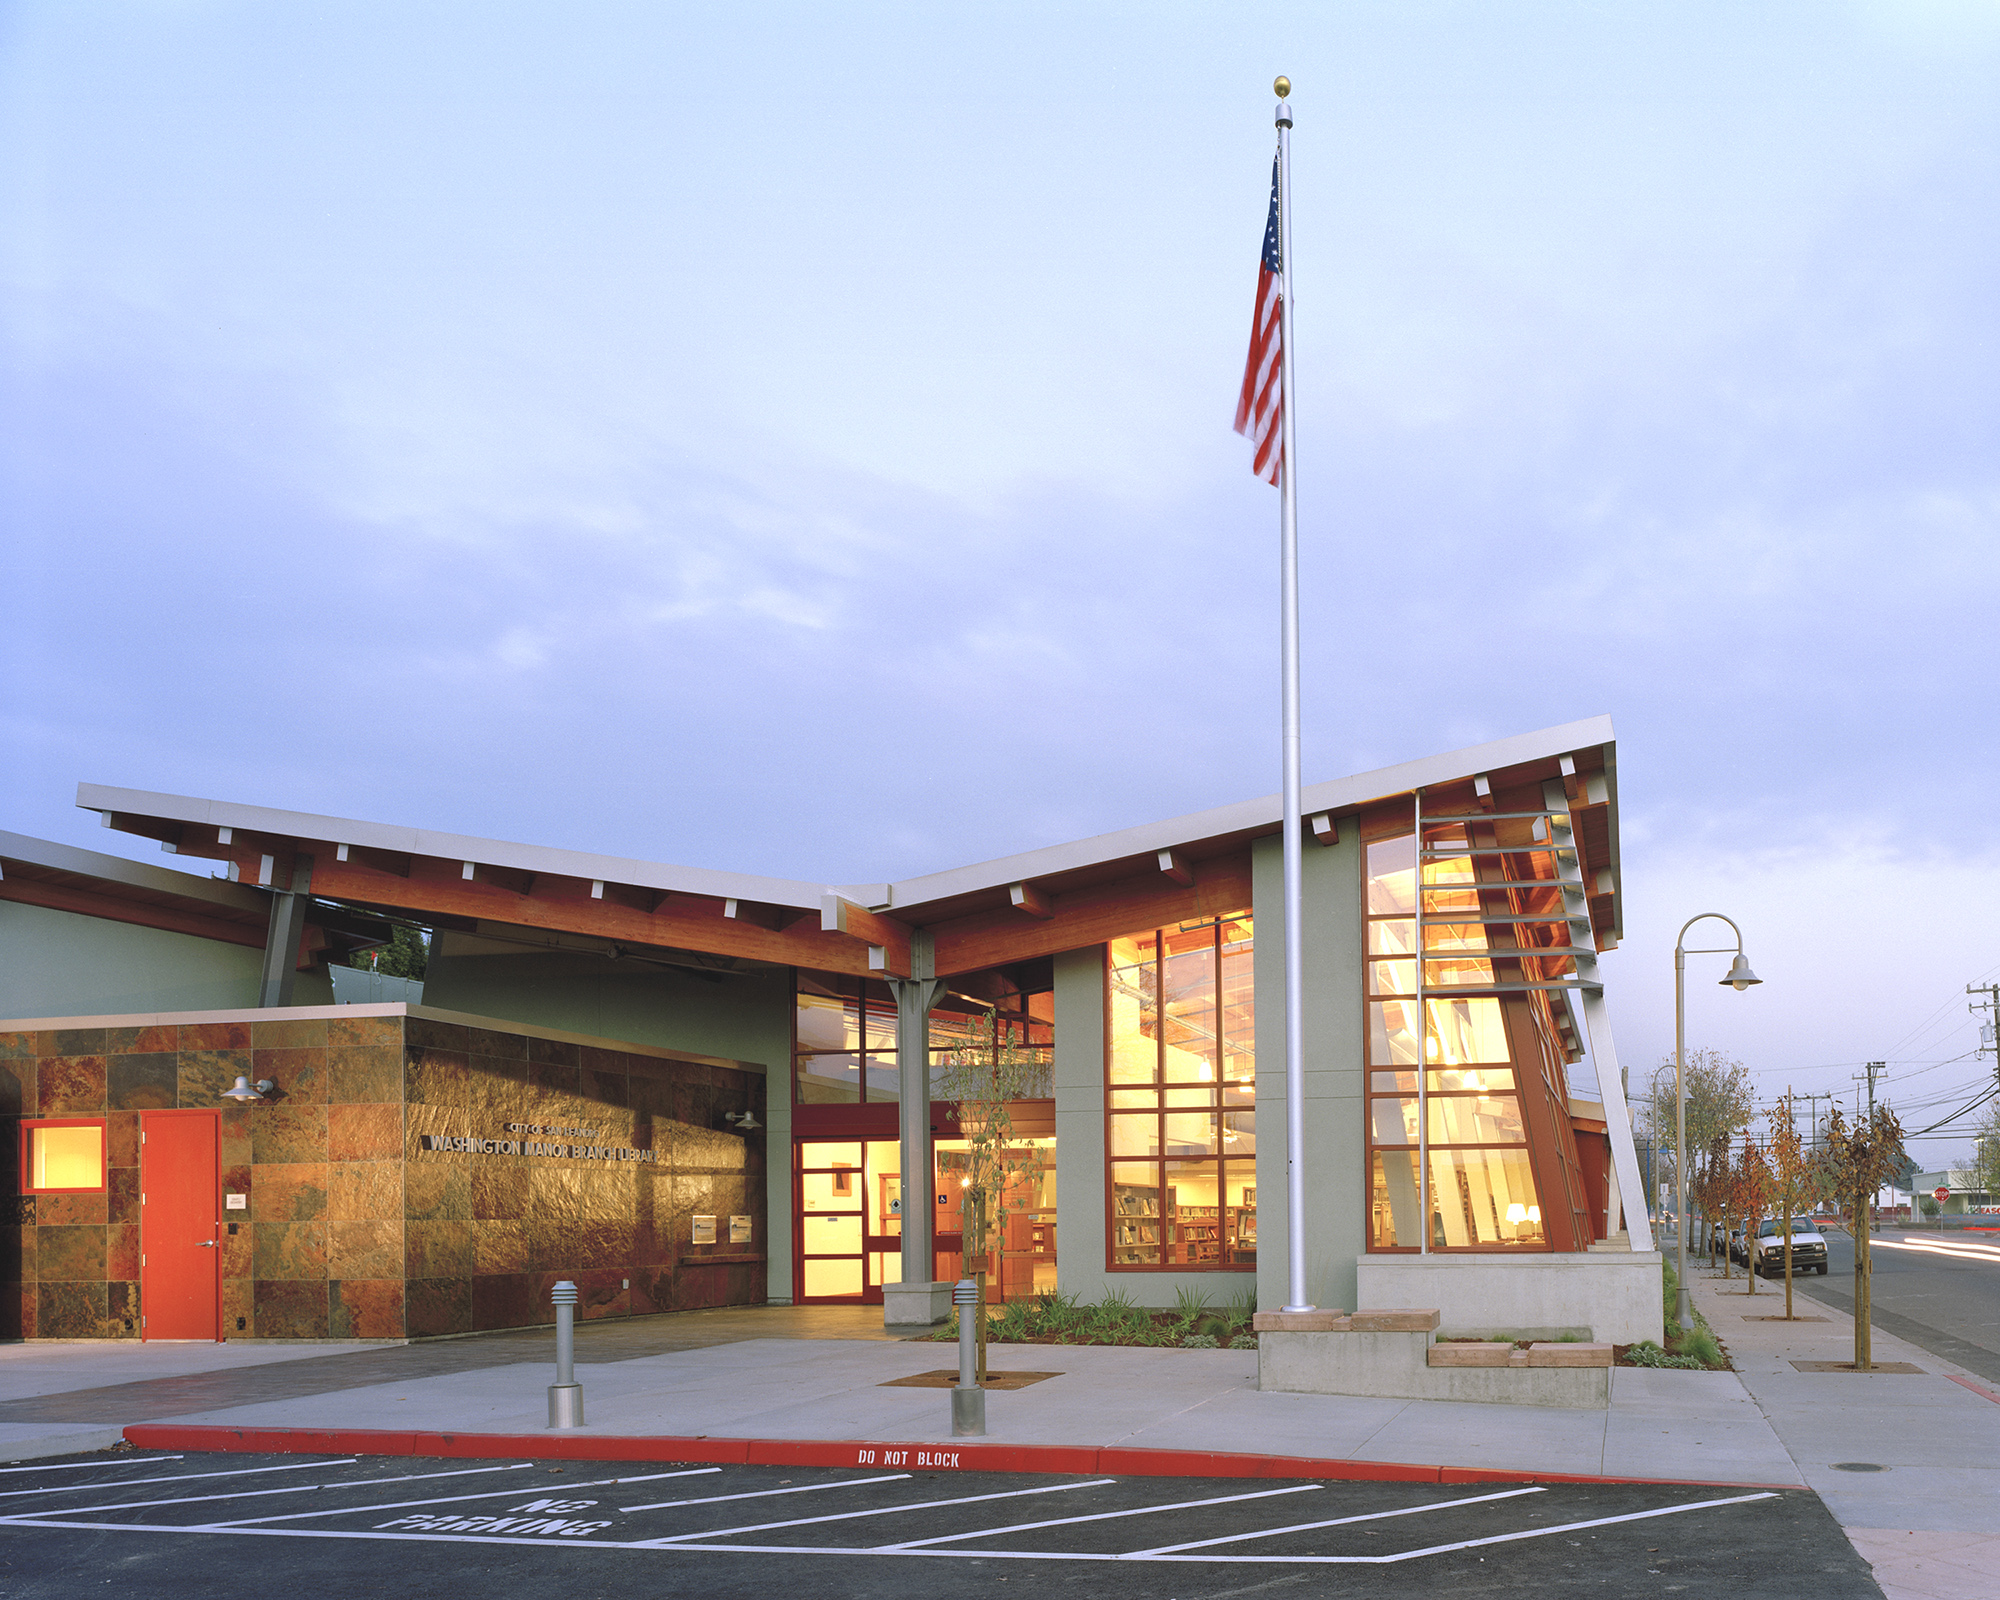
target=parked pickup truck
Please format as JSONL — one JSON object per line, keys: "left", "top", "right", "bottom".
{"left": 1751, "top": 1216, "right": 1829, "bottom": 1276}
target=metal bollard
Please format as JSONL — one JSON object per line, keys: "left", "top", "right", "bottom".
{"left": 951, "top": 1278, "right": 985, "bottom": 1437}
{"left": 548, "top": 1280, "right": 584, "bottom": 1428}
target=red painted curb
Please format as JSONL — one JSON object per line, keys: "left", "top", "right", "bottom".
{"left": 118, "top": 1423, "right": 1796, "bottom": 1490}
{"left": 1945, "top": 1374, "right": 2000, "bottom": 1407}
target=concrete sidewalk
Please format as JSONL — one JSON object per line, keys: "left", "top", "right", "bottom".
{"left": 1684, "top": 1260, "right": 2000, "bottom": 1600}
{"left": 113, "top": 1337, "right": 1803, "bottom": 1485}
{"left": 0, "top": 1336, "right": 376, "bottom": 1460}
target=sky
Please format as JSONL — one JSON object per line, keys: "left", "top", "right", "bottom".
{"left": 4, "top": 2, "right": 1998, "bottom": 1164}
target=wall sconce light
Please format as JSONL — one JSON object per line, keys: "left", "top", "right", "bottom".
{"left": 724, "top": 1111, "right": 761, "bottom": 1132}
{"left": 221, "top": 1076, "right": 276, "bottom": 1103}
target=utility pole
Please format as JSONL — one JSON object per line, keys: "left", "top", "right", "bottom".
{"left": 1973, "top": 985, "right": 2000, "bottom": 1209}
{"left": 1971, "top": 984, "right": 1999, "bottom": 1080}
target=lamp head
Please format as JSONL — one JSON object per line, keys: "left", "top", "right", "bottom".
{"left": 221, "top": 1075, "right": 265, "bottom": 1103}
{"left": 1720, "top": 953, "right": 1762, "bottom": 991}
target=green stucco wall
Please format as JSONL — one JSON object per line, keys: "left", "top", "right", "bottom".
{"left": 0, "top": 899, "right": 332, "bottom": 1018}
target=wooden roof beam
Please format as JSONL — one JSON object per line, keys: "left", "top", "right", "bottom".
{"left": 0, "top": 876, "right": 266, "bottom": 949}
{"left": 1008, "top": 881, "right": 1053, "bottom": 919}
{"left": 334, "top": 842, "right": 411, "bottom": 878}
{"left": 930, "top": 852, "right": 1253, "bottom": 976}
{"left": 298, "top": 851, "right": 877, "bottom": 973}
{"left": 821, "top": 894, "right": 913, "bottom": 977}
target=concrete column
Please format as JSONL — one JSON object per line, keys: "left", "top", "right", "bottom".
{"left": 1253, "top": 827, "right": 1364, "bottom": 1315}
{"left": 1053, "top": 946, "right": 1109, "bottom": 1304}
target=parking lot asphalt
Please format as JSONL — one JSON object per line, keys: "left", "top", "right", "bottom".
{"left": 0, "top": 1446, "right": 1882, "bottom": 1600}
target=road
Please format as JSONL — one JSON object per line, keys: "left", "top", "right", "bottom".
{"left": 1784, "top": 1226, "right": 2000, "bottom": 1384}
{"left": 0, "top": 1447, "right": 1879, "bottom": 1600}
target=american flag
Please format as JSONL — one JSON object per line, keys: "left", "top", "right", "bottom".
{"left": 1233, "top": 151, "right": 1284, "bottom": 485}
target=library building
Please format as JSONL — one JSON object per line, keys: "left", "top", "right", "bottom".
{"left": 2, "top": 715, "right": 1653, "bottom": 1343}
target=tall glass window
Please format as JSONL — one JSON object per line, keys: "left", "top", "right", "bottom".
{"left": 794, "top": 975, "right": 899, "bottom": 1103}
{"left": 927, "top": 993, "right": 1054, "bottom": 1099}
{"left": 796, "top": 977, "right": 1056, "bottom": 1106}
{"left": 1365, "top": 833, "right": 1545, "bottom": 1249}
{"left": 1105, "top": 915, "right": 1256, "bottom": 1271}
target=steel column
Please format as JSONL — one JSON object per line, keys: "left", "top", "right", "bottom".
{"left": 257, "top": 854, "right": 313, "bottom": 1008}
{"left": 890, "top": 930, "right": 946, "bottom": 1295}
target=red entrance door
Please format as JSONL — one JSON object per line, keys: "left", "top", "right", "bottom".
{"left": 140, "top": 1111, "right": 220, "bottom": 1341}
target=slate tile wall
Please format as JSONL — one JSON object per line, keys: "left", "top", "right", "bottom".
{"left": 0, "top": 1016, "right": 406, "bottom": 1340}
{"left": 4, "top": 1011, "right": 767, "bottom": 1340}
{"left": 400, "top": 1016, "right": 766, "bottom": 1336}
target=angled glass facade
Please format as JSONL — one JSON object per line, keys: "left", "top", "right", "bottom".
{"left": 1364, "top": 817, "right": 1594, "bottom": 1252}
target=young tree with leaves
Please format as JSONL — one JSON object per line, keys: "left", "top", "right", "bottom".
{"left": 932, "top": 1007, "right": 1050, "bottom": 1380}
{"left": 1655, "top": 1049, "right": 1755, "bottom": 1257}
{"left": 1768, "top": 1091, "right": 1810, "bottom": 1319}
{"left": 1737, "top": 1133, "right": 1775, "bottom": 1297}
{"left": 350, "top": 923, "right": 429, "bottom": 980}
{"left": 1703, "top": 1130, "right": 1735, "bottom": 1277}
{"left": 1822, "top": 1104, "right": 1907, "bottom": 1371}
{"left": 1972, "top": 1100, "right": 2000, "bottom": 1198}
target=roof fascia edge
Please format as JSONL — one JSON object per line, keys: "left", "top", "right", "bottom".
{"left": 75, "top": 783, "right": 831, "bottom": 911}
{"left": 881, "top": 715, "right": 1618, "bottom": 910}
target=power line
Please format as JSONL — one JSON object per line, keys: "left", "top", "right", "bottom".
{"left": 1900, "top": 1084, "right": 2000, "bottom": 1141}
{"left": 1880, "top": 958, "right": 2000, "bottom": 1061}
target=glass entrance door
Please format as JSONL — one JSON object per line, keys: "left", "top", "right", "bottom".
{"left": 932, "top": 1136, "right": 1056, "bottom": 1302}
{"left": 798, "top": 1139, "right": 901, "bottom": 1303}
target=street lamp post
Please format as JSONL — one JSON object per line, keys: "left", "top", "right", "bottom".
{"left": 1674, "top": 913, "right": 1762, "bottom": 1331}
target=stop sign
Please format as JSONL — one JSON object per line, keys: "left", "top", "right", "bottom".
{"left": 1935, "top": 1187, "right": 1951, "bottom": 1203}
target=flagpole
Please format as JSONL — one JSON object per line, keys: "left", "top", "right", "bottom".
{"left": 1273, "top": 76, "right": 1311, "bottom": 1313}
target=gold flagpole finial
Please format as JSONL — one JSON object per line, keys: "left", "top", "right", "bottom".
{"left": 1274, "top": 76, "right": 1291, "bottom": 99}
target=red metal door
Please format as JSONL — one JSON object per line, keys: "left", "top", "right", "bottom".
{"left": 140, "top": 1111, "right": 220, "bottom": 1341}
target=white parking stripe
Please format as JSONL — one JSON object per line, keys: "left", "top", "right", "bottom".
{"left": 6, "top": 1481, "right": 364, "bottom": 1519}
{"left": 634, "top": 1477, "right": 1116, "bottom": 1546}
{"left": 6, "top": 1463, "right": 688, "bottom": 1524}
{"left": 1135, "top": 1490, "right": 1784, "bottom": 1564}
{"left": 204, "top": 1465, "right": 720, "bottom": 1527}
{"left": 0, "top": 1488, "right": 1780, "bottom": 1561}
{"left": 623, "top": 1473, "right": 911, "bottom": 1511}
{"left": 877, "top": 1483, "right": 1321, "bottom": 1550}
{"left": 0, "top": 1457, "right": 351, "bottom": 1500}
{"left": 0, "top": 1456, "right": 182, "bottom": 1474}
{"left": 1129, "top": 1486, "right": 1545, "bottom": 1555}
{"left": 306, "top": 1463, "right": 535, "bottom": 1490}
